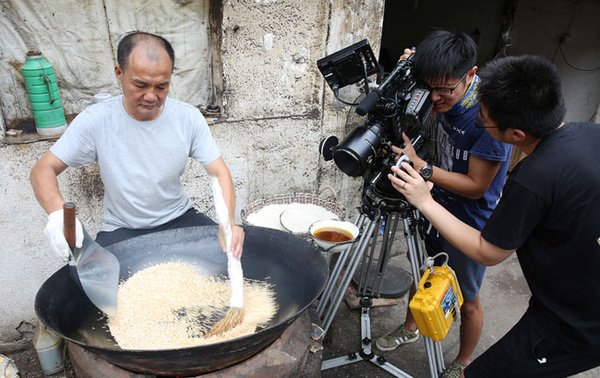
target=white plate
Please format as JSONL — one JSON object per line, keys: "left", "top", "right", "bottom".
{"left": 279, "top": 204, "right": 339, "bottom": 235}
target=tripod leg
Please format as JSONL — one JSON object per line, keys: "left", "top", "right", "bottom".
{"left": 403, "top": 214, "right": 424, "bottom": 287}
{"left": 434, "top": 341, "right": 445, "bottom": 374}
{"left": 355, "top": 215, "right": 383, "bottom": 296}
{"left": 404, "top": 211, "right": 446, "bottom": 376}
{"left": 356, "top": 214, "right": 395, "bottom": 297}
{"left": 319, "top": 216, "right": 377, "bottom": 334}
{"left": 355, "top": 213, "right": 401, "bottom": 297}
{"left": 373, "top": 213, "right": 401, "bottom": 294}
{"left": 317, "top": 213, "right": 367, "bottom": 317}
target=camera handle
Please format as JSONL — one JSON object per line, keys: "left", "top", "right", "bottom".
{"left": 356, "top": 54, "right": 414, "bottom": 116}
{"left": 355, "top": 87, "right": 382, "bottom": 116}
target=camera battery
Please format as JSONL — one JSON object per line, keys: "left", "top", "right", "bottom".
{"left": 409, "top": 264, "right": 463, "bottom": 341}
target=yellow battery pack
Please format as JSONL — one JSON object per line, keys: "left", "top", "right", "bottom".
{"left": 409, "top": 264, "right": 464, "bottom": 341}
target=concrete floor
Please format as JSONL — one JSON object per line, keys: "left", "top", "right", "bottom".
{"left": 318, "top": 232, "right": 600, "bottom": 378}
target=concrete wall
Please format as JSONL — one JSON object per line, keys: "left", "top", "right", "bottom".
{"left": 507, "top": 0, "right": 600, "bottom": 122}
{"left": 0, "top": 0, "right": 385, "bottom": 342}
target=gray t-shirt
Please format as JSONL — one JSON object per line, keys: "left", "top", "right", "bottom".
{"left": 51, "top": 95, "right": 221, "bottom": 231}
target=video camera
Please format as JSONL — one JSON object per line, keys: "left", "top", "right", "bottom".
{"left": 317, "top": 40, "right": 433, "bottom": 204}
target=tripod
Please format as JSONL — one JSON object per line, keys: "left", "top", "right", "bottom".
{"left": 317, "top": 188, "right": 446, "bottom": 377}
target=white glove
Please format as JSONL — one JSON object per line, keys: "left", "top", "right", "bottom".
{"left": 44, "top": 209, "right": 83, "bottom": 263}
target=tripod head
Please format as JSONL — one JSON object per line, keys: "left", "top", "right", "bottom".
{"left": 360, "top": 180, "right": 414, "bottom": 220}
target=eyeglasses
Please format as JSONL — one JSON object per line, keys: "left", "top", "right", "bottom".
{"left": 427, "top": 71, "right": 468, "bottom": 96}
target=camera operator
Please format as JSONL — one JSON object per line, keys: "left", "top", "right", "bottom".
{"left": 390, "top": 54, "right": 600, "bottom": 378}
{"left": 375, "top": 30, "right": 512, "bottom": 378}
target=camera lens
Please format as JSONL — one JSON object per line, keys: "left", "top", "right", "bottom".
{"left": 333, "top": 121, "right": 386, "bottom": 177}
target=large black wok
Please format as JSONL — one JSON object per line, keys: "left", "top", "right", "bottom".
{"left": 35, "top": 225, "right": 328, "bottom": 376}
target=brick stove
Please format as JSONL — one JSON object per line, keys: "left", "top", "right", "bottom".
{"left": 67, "top": 311, "right": 321, "bottom": 377}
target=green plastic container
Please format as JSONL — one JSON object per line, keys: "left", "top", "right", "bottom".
{"left": 21, "top": 51, "right": 67, "bottom": 136}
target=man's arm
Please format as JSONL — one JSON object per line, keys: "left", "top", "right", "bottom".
{"left": 205, "top": 157, "right": 244, "bottom": 258}
{"left": 30, "top": 151, "right": 68, "bottom": 213}
{"left": 30, "top": 151, "right": 84, "bottom": 261}
{"left": 428, "top": 156, "right": 501, "bottom": 199}
{"left": 392, "top": 139, "right": 502, "bottom": 200}
{"left": 388, "top": 162, "right": 514, "bottom": 266}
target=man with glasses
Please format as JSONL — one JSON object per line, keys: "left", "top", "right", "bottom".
{"left": 375, "top": 29, "right": 512, "bottom": 378}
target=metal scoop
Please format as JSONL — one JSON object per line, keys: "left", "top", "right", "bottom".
{"left": 63, "top": 202, "right": 119, "bottom": 317}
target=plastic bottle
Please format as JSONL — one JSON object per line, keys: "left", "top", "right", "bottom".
{"left": 33, "top": 321, "right": 64, "bottom": 375}
{"left": 21, "top": 51, "right": 67, "bottom": 137}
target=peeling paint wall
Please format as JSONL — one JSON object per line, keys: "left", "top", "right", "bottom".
{"left": 0, "top": 0, "right": 385, "bottom": 341}
{"left": 219, "top": 1, "right": 327, "bottom": 119}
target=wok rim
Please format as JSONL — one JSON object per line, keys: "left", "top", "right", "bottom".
{"left": 34, "top": 225, "right": 328, "bottom": 374}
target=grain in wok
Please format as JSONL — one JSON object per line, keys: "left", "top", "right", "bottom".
{"left": 108, "top": 262, "right": 277, "bottom": 350}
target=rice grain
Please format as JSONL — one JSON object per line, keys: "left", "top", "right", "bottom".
{"left": 108, "top": 262, "right": 277, "bottom": 350}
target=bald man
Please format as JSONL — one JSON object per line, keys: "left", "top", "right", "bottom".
{"left": 31, "top": 31, "right": 244, "bottom": 260}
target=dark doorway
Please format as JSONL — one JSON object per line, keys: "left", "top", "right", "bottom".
{"left": 378, "top": 0, "right": 508, "bottom": 73}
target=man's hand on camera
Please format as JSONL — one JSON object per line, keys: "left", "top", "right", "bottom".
{"left": 392, "top": 133, "right": 427, "bottom": 172}
{"left": 388, "top": 160, "right": 434, "bottom": 210}
{"left": 398, "top": 48, "right": 415, "bottom": 62}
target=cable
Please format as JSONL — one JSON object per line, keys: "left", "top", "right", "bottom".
{"left": 558, "top": 43, "right": 600, "bottom": 72}
{"left": 553, "top": 4, "right": 600, "bottom": 72}
{"left": 333, "top": 88, "right": 361, "bottom": 106}
{"left": 361, "top": 54, "right": 371, "bottom": 95}
{"left": 423, "top": 252, "right": 449, "bottom": 272}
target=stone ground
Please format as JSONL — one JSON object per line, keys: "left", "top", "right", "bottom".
{"left": 2, "top": 346, "right": 72, "bottom": 378}
{"left": 3, "top": 232, "right": 600, "bottom": 378}
{"left": 319, "top": 238, "right": 600, "bottom": 378}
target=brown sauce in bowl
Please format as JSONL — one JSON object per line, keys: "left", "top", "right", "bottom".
{"left": 313, "top": 227, "right": 353, "bottom": 243}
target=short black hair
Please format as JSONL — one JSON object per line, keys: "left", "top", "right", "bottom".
{"left": 478, "top": 55, "right": 566, "bottom": 138}
{"left": 412, "top": 30, "right": 477, "bottom": 82}
{"left": 116, "top": 31, "right": 175, "bottom": 72}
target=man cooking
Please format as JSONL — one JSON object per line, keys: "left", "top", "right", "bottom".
{"left": 30, "top": 31, "right": 244, "bottom": 259}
